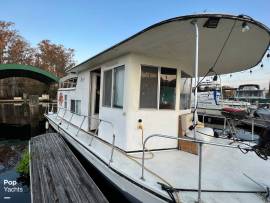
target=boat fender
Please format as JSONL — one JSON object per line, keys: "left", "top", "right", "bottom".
{"left": 45, "top": 121, "right": 49, "bottom": 130}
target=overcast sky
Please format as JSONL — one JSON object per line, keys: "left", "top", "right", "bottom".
{"left": 1, "top": 0, "right": 270, "bottom": 89}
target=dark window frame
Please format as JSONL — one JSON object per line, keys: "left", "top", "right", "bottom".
{"left": 113, "top": 65, "right": 125, "bottom": 108}
{"left": 139, "top": 65, "right": 177, "bottom": 110}
{"left": 102, "top": 65, "right": 125, "bottom": 109}
{"left": 180, "top": 71, "right": 192, "bottom": 110}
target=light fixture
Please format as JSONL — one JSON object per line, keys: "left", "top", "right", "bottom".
{"left": 213, "top": 74, "right": 218, "bottom": 81}
{"left": 261, "top": 64, "right": 264, "bottom": 68}
{"left": 203, "top": 17, "right": 220, "bottom": 28}
{"left": 267, "top": 53, "right": 270, "bottom": 58}
{"left": 241, "top": 22, "right": 250, "bottom": 32}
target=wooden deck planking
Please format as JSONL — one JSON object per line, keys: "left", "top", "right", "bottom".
{"left": 30, "top": 133, "right": 108, "bottom": 203}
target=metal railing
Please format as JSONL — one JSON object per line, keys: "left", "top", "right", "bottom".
{"left": 199, "top": 112, "right": 269, "bottom": 142}
{"left": 46, "top": 104, "right": 116, "bottom": 164}
{"left": 140, "top": 134, "right": 250, "bottom": 203}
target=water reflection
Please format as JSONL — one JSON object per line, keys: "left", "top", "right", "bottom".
{"left": 0, "top": 102, "right": 47, "bottom": 203}
{"left": 0, "top": 103, "right": 47, "bottom": 137}
{"left": 0, "top": 139, "right": 30, "bottom": 203}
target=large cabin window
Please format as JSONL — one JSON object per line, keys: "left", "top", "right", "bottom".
{"left": 102, "top": 70, "right": 112, "bottom": 107}
{"left": 102, "top": 66, "right": 125, "bottom": 108}
{"left": 140, "top": 65, "right": 176, "bottom": 109}
{"left": 140, "top": 66, "right": 158, "bottom": 108}
{"left": 113, "top": 66, "right": 125, "bottom": 108}
{"left": 180, "top": 71, "right": 192, "bottom": 110}
{"left": 70, "top": 99, "right": 81, "bottom": 114}
{"left": 159, "top": 68, "right": 177, "bottom": 109}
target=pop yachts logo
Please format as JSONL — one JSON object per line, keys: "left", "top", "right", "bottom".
{"left": 3, "top": 180, "right": 23, "bottom": 192}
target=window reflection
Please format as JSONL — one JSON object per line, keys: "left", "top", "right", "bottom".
{"left": 159, "top": 68, "right": 177, "bottom": 109}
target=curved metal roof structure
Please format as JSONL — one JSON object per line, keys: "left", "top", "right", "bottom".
{"left": 68, "top": 14, "right": 270, "bottom": 76}
{"left": 0, "top": 64, "right": 59, "bottom": 84}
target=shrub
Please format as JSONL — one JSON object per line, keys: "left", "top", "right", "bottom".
{"left": 16, "top": 150, "right": 30, "bottom": 175}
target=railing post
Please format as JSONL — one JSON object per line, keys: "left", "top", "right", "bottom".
{"left": 110, "top": 134, "right": 116, "bottom": 163}
{"left": 222, "top": 117, "right": 227, "bottom": 135}
{"left": 76, "top": 115, "right": 86, "bottom": 136}
{"left": 66, "top": 113, "right": 74, "bottom": 129}
{"left": 197, "top": 142, "right": 203, "bottom": 203}
{"left": 60, "top": 108, "right": 67, "bottom": 124}
{"left": 141, "top": 142, "right": 146, "bottom": 180}
{"left": 202, "top": 114, "right": 205, "bottom": 125}
{"left": 251, "top": 118, "right": 254, "bottom": 141}
{"left": 56, "top": 107, "right": 60, "bottom": 119}
{"left": 89, "top": 120, "right": 101, "bottom": 146}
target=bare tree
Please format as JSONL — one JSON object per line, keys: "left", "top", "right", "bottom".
{"left": 0, "top": 21, "right": 76, "bottom": 99}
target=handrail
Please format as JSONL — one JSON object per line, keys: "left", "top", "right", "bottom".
{"left": 46, "top": 104, "right": 116, "bottom": 163}
{"left": 140, "top": 134, "right": 252, "bottom": 203}
{"left": 199, "top": 111, "right": 269, "bottom": 142}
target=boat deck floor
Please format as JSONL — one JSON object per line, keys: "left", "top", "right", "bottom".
{"left": 47, "top": 113, "right": 270, "bottom": 203}
{"left": 30, "top": 133, "right": 108, "bottom": 203}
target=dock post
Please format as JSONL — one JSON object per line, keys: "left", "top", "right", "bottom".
{"left": 197, "top": 142, "right": 203, "bottom": 203}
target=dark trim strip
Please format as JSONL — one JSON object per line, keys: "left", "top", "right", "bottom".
{"left": 47, "top": 117, "right": 172, "bottom": 203}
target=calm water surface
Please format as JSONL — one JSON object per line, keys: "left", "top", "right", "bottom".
{"left": 0, "top": 103, "right": 129, "bottom": 203}
{"left": 0, "top": 103, "right": 46, "bottom": 203}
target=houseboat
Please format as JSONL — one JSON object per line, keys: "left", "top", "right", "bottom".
{"left": 235, "top": 84, "right": 266, "bottom": 103}
{"left": 193, "top": 81, "right": 251, "bottom": 116}
{"left": 46, "top": 14, "right": 270, "bottom": 203}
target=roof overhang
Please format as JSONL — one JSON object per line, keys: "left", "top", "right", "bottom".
{"left": 0, "top": 64, "right": 59, "bottom": 84}
{"left": 68, "top": 14, "right": 270, "bottom": 76}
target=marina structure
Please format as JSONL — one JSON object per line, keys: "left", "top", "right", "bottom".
{"left": 46, "top": 14, "right": 270, "bottom": 203}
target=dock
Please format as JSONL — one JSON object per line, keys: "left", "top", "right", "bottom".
{"left": 30, "top": 133, "right": 108, "bottom": 203}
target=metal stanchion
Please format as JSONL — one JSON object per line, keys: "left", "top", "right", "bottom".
{"left": 197, "top": 142, "right": 203, "bottom": 203}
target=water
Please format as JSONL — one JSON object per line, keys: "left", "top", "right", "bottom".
{"left": 0, "top": 103, "right": 129, "bottom": 203}
{"left": 0, "top": 103, "right": 46, "bottom": 203}
{"left": 0, "top": 139, "right": 30, "bottom": 203}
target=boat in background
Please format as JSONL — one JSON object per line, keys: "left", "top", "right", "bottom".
{"left": 194, "top": 81, "right": 251, "bottom": 116}
{"left": 235, "top": 84, "right": 266, "bottom": 103}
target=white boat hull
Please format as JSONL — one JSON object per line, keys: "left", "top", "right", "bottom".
{"left": 47, "top": 117, "right": 170, "bottom": 203}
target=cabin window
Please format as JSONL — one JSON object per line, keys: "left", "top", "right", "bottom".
{"left": 60, "top": 77, "right": 78, "bottom": 88}
{"left": 140, "top": 66, "right": 176, "bottom": 109}
{"left": 70, "top": 99, "right": 81, "bottom": 114}
{"left": 159, "top": 68, "right": 177, "bottom": 109}
{"left": 102, "top": 70, "right": 112, "bottom": 107}
{"left": 64, "top": 95, "right": 67, "bottom": 108}
{"left": 180, "top": 71, "right": 192, "bottom": 110}
{"left": 102, "top": 66, "right": 125, "bottom": 108}
{"left": 140, "top": 66, "right": 158, "bottom": 108}
{"left": 113, "top": 66, "right": 125, "bottom": 108}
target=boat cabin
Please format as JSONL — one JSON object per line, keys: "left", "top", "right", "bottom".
{"left": 57, "top": 14, "right": 270, "bottom": 152}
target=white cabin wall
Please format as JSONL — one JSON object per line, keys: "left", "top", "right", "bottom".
{"left": 98, "top": 54, "right": 130, "bottom": 150}
{"left": 125, "top": 53, "right": 192, "bottom": 151}
{"left": 57, "top": 53, "right": 194, "bottom": 152}
{"left": 57, "top": 70, "right": 90, "bottom": 130}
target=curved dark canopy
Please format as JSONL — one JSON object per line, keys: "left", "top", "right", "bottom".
{"left": 0, "top": 64, "right": 59, "bottom": 84}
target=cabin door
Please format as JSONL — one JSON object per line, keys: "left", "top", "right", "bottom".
{"left": 89, "top": 71, "right": 100, "bottom": 130}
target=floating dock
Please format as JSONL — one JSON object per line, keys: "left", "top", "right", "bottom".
{"left": 30, "top": 133, "right": 108, "bottom": 203}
